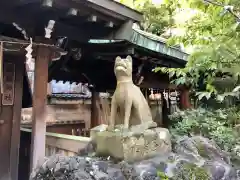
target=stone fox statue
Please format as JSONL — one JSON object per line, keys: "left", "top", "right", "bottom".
{"left": 108, "top": 56, "right": 157, "bottom": 131}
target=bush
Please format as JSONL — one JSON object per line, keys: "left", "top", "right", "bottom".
{"left": 169, "top": 108, "right": 240, "bottom": 152}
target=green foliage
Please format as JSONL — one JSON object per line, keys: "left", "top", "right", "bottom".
{"left": 169, "top": 108, "right": 240, "bottom": 152}
{"left": 117, "top": 0, "right": 240, "bottom": 94}
{"left": 151, "top": 0, "right": 240, "bottom": 102}
{"left": 117, "top": 0, "right": 180, "bottom": 36}
{"left": 157, "top": 171, "right": 169, "bottom": 180}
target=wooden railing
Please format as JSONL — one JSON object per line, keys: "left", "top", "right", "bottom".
{"left": 20, "top": 128, "right": 90, "bottom": 157}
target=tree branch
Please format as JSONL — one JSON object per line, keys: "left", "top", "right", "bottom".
{"left": 203, "top": 0, "right": 240, "bottom": 21}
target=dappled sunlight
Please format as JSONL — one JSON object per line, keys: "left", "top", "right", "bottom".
{"left": 174, "top": 8, "right": 199, "bottom": 24}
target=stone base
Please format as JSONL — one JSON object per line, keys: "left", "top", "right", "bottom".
{"left": 90, "top": 125, "right": 171, "bottom": 162}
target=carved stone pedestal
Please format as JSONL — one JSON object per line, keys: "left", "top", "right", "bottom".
{"left": 91, "top": 125, "right": 172, "bottom": 162}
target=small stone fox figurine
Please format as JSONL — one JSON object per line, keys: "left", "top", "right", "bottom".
{"left": 108, "top": 56, "right": 157, "bottom": 131}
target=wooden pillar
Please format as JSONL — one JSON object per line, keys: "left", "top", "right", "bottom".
{"left": 0, "top": 55, "right": 24, "bottom": 180}
{"left": 30, "top": 46, "right": 51, "bottom": 171}
{"left": 10, "top": 58, "right": 24, "bottom": 180}
{"left": 91, "top": 89, "right": 99, "bottom": 128}
{"left": 180, "top": 88, "right": 192, "bottom": 109}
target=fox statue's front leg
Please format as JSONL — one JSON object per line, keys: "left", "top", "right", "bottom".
{"left": 108, "top": 96, "right": 117, "bottom": 131}
{"left": 123, "top": 98, "right": 132, "bottom": 130}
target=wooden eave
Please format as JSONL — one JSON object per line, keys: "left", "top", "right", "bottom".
{"left": 86, "top": 40, "right": 186, "bottom": 67}
{"left": 129, "top": 28, "right": 189, "bottom": 62}
{"left": 89, "top": 28, "right": 189, "bottom": 64}
{"left": 0, "top": 0, "right": 142, "bottom": 44}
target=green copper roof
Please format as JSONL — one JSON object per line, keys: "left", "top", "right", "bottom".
{"left": 89, "top": 28, "right": 189, "bottom": 62}
{"left": 130, "top": 28, "right": 189, "bottom": 61}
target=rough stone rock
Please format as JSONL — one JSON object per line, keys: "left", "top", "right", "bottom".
{"left": 175, "top": 136, "right": 230, "bottom": 164}
{"left": 31, "top": 136, "right": 239, "bottom": 180}
{"left": 90, "top": 124, "right": 108, "bottom": 140}
{"left": 78, "top": 141, "right": 97, "bottom": 156}
{"left": 107, "top": 166, "right": 125, "bottom": 180}
{"left": 170, "top": 136, "right": 238, "bottom": 179}
{"left": 92, "top": 126, "right": 171, "bottom": 162}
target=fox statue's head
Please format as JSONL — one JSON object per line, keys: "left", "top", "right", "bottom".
{"left": 114, "top": 56, "right": 132, "bottom": 80}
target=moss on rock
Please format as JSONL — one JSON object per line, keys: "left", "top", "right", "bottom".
{"left": 184, "top": 163, "right": 210, "bottom": 180}
{"left": 195, "top": 141, "right": 210, "bottom": 159}
{"left": 174, "top": 163, "right": 210, "bottom": 180}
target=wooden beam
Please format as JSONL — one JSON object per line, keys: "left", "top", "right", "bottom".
{"left": 107, "top": 20, "right": 134, "bottom": 40}
{"left": 105, "top": 21, "right": 114, "bottom": 28}
{"left": 67, "top": 8, "right": 78, "bottom": 16}
{"left": 52, "top": 0, "right": 122, "bottom": 25}
{"left": 88, "top": 15, "right": 97, "bottom": 22}
{"left": 91, "top": 47, "right": 135, "bottom": 57}
{"left": 30, "top": 46, "right": 51, "bottom": 171}
{"left": 42, "top": 0, "right": 53, "bottom": 7}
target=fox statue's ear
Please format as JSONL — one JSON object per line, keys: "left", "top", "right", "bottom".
{"left": 126, "top": 55, "right": 132, "bottom": 62}
{"left": 115, "top": 56, "right": 121, "bottom": 61}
